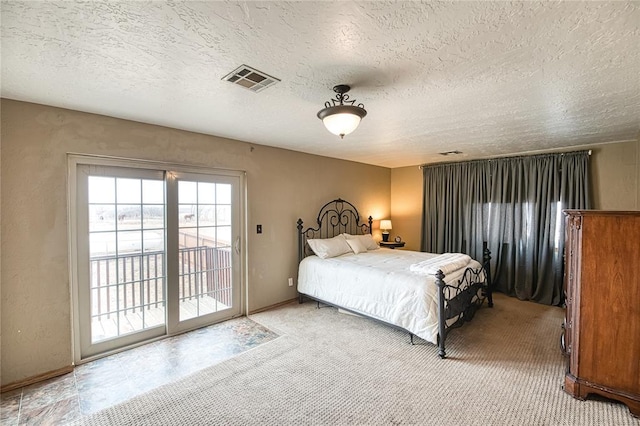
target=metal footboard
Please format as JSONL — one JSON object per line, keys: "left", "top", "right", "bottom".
{"left": 435, "top": 248, "right": 493, "bottom": 358}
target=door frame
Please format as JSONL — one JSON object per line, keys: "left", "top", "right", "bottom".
{"left": 67, "top": 153, "right": 247, "bottom": 364}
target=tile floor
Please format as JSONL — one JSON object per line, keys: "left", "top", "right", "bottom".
{"left": 1, "top": 316, "right": 278, "bottom": 425}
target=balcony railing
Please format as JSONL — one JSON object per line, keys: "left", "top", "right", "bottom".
{"left": 89, "top": 246, "right": 232, "bottom": 321}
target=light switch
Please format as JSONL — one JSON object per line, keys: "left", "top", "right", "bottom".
{"left": 257, "top": 224, "right": 262, "bottom": 234}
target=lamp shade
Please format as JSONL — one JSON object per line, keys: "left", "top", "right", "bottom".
{"left": 319, "top": 107, "right": 364, "bottom": 138}
{"left": 380, "top": 220, "right": 392, "bottom": 231}
{"left": 317, "top": 85, "right": 367, "bottom": 138}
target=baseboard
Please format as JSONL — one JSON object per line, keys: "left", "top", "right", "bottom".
{"left": 249, "top": 298, "right": 297, "bottom": 315}
{"left": 1, "top": 365, "right": 74, "bottom": 393}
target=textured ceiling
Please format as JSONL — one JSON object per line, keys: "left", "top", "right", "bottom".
{"left": 2, "top": 1, "right": 639, "bottom": 168}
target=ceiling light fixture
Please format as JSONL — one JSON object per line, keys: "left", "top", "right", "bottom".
{"left": 317, "top": 85, "right": 367, "bottom": 139}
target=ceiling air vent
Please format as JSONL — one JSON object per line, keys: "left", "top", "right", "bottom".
{"left": 222, "top": 65, "right": 280, "bottom": 93}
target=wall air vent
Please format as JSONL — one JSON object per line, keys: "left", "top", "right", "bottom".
{"left": 222, "top": 65, "right": 280, "bottom": 92}
{"left": 439, "top": 150, "right": 463, "bottom": 156}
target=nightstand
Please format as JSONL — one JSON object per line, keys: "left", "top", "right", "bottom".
{"left": 379, "top": 241, "right": 405, "bottom": 249}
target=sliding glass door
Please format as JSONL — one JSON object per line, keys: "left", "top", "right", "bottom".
{"left": 71, "top": 158, "right": 243, "bottom": 361}
{"left": 168, "top": 172, "right": 242, "bottom": 332}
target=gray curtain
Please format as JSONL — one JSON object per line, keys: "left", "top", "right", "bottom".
{"left": 421, "top": 151, "right": 590, "bottom": 305}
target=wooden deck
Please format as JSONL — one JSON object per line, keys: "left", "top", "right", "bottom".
{"left": 91, "top": 295, "right": 230, "bottom": 342}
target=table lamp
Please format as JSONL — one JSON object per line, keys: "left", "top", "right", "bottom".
{"left": 380, "top": 219, "right": 392, "bottom": 242}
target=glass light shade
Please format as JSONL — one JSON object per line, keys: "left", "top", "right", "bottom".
{"left": 380, "top": 220, "right": 392, "bottom": 231}
{"left": 317, "top": 104, "right": 367, "bottom": 138}
{"left": 322, "top": 113, "right": 362, "bottom": 137}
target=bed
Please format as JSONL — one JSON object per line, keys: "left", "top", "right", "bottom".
{"left": 296, "top": 198, "right": 493, "bottom": 358}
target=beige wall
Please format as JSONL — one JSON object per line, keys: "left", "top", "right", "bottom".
{"left": 590, "top": 139, "right": 640, "bottom": 210}
{"left": 0, "top": 99, "right": 390, "bottom": 386}
{"left": 389, "top": 139, "right": 640, "bottom": 249}
{"left": 390, "top": 166, "right": 423, "bottom": 251}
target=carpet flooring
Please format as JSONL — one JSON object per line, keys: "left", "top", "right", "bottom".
{"left": 74, "top": 293, "right": 639, "bottom": 425}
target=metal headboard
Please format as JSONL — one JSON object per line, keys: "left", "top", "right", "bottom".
{"left": 297, "top": 198, "right": 373, "bottom": 263}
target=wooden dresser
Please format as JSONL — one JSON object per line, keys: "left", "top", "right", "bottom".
{"left": 562, "top": 210, "right": 640, "bottom": 417}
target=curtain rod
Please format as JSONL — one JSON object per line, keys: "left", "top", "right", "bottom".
{"left": 418, "top": 149, "right": 592, "bottom": 169}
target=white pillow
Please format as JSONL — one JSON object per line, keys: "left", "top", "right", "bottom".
{"left": 345, "top": 237, "right": 368, "bottom": 254}
{"left": 307, "top": 235, "right": 352, "bottom": 259}
{"left": 343, "top": 233, "right": 379, "bottom": 250}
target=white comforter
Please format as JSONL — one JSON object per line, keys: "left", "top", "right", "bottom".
{"left": 297, "top": 249, "right": 483, "bottom": 344}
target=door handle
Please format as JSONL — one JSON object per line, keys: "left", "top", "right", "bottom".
{"left": 234, "top": 237, "right": 240, "bottom": 255}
